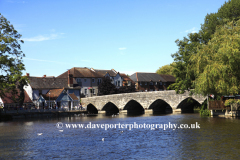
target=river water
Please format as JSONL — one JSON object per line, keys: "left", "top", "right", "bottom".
{"left": 0, "top": 113, "right": 239, "bottom": 159}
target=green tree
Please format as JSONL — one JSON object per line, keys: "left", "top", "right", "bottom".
{"left": 0, "top": 13, "right": 26, "bottom": 97}
{"left": 191, "top": 20, "right": 240, "bottom": 96}
{"left": 156, "top": 63, "right": 175, "bottom": 76}
{"left": 170, "top": 0, "right": 240, "bottom": 94}
{"left": 98, "top": 77, "right": 116, "bottom": 95}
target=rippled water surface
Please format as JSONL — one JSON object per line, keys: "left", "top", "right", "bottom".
{"left": 0, "top": 113, "right": 240, "bottom": 159}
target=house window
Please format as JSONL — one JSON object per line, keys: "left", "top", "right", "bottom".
{"left": 93, "top": 89, "right": 95, "bottom": 94}
{"left": 98, "top": 78, "right": 102, "bottom": 85}
{"left": 92, "top": 78, "right": 95, "bottom": 83}
{"left": 118, "top": 81, "right": 120, "bottom": 86}
{"left": 150, "top": 82, "right": 153, "bottom": 85}
{"left": 85, "top": 89, "right": 87, "bottom": 95}
{"left": 77, "top": 78, "right": 81, "bottom": 83}
{"left": 160, "top": 82, "right": 162, "bottom": 85}
{"left": 84, "top": 79, "right": 87, "bottom": 82}
{"left": 155, "top": 82, "right": 158, "bottom": 85}
{"left": 145, "top": 82, "right": 147, "bottom": 85}
{"left": 115, "top": 81, "right": 117, "bottom": 86}
{"left": 164, "top": 83, "right": 166, "bottom": 86}
{"left": 140, "top": 82, "right": 142, "bottom": 86}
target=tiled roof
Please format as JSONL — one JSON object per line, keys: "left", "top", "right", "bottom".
{"left": 57, "top": 67, "right": 102, "bottom": 78}
{"left": 120, "top": 73, "right": 135, "bottom": 83}
{"left": 69, "top": 93, "right": 79, "bottom": 100}
{"left": 27, "top": 77, "right": 80, "bottom": 89}
{"left": 43, "top": 88, "right": 64, "bottom": 100}
{"left": 159, "top": 74, "right": 176, "bottom": 82}
{"left": 1, "top": 90, "right": 33, "bottom": 104}
{"left": 130, "top": 72, "right": 167, "bottom": 82}
{"left": 93, "top": 69, "right": 117, "bottom": 77}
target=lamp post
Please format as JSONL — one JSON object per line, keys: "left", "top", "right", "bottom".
{"left": 49, "top": 92, "right": 50, "bottom": 109}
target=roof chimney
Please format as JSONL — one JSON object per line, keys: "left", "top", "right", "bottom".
{"left": 68, "top": 70, "right": 73, "bottom": 87}
{"left": 26, "top": 73, "right": 29, "bottom": 77}
{"left": 43, "top": 75, "right": 46, "bottom": 78}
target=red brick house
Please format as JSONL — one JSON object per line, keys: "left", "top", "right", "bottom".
{"left": 0, "top": 90, "right": 33, "bottom": 109}
{"left": 129, "top": 72, "right": 175, "bottom": 91}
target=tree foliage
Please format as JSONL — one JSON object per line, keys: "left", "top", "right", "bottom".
{"left": 169, "top": 0, "right": 240, "bottom": 94}
{"left": 118, "top": 83, "right": 136, "bottom": 93}
{"left": 98, "top": 77, "right": 116, "bottom": 95}
{"left": 192, "top": 20, "right": 240, "bottom": 96}
{"left": 98, "top": 77, "right": 136, "bottom": 95}
{"left": 156, "top": 63, "right": 175, "bottom": 76}
{"left": 0, "top": 13, "right": 26, "bottom": 97}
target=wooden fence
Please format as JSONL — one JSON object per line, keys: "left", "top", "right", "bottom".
{"left": 209, "top": 100, "right": 228, "bottom": 110}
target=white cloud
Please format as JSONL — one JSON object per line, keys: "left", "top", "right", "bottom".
{"left": 22, "top": 33, "right": 62, "bottom": 42}
{"left": 24, "top": 58, "right": 72, "bottom": 65}
{"left": 24, "top": 57, "right": 92, "bottom": 65}
{"left": 119, "top": 47, "right": 126, "bottom": 50}
{"left": 81, "top": 59, "right": 92, "bottom": 62}
{"left": 22, "top": 34, "right": 57, "bottom": 42}
{"left": 185, "top": 27, "right": 198, "bottom": 33}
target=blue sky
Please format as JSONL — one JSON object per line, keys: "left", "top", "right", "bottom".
{"left": 1, "top": 0, "right": 227, "bottom": 77}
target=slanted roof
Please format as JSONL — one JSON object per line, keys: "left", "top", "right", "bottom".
{"left": 57, "top": 67, "right": 102, "bottom": 78}
{"left": 43, "top": 88, "right": 64, "bottom": 100}
{"left": 93, "top": 69, "right": 117, "bottom": 77}
{"left": 130, "top": 72, "right": 167, "bottom": 82}
{"left": 27, "top": 77, "right": 80, "bottom": 89}
{"left": 159, "top": 74, "right": 176, "bottom": 83}
{"left": 120, "top": 73, "right": 135, "bottom": 84}
{"left": 69, "top": 93, "right": 79, "bottom": 100}
{"left": 1, "top": 90, "right": 33, "bottom": 104}
{"left": 28, "top": 77, "right": 68, "bottom": 89}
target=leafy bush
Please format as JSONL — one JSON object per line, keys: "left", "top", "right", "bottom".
{"left": 224, "top": 99, "right": 240, "bottom": 106}
{"left": 200, "top": 100, "right": 210, "bottom": 116}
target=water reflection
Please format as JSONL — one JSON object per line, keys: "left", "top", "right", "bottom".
{"left": 0, "top": 113, "right": 239, "bottom": 159}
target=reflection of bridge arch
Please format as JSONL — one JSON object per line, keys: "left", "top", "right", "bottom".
{"left": 149, "top": 99, "right": 172, "bottom": 114}
{"left": 102, "top": 102, "right": 119, "bottom": 115}
{"left": 177, "top": 97, "right": 201, "bottom": 113}
{"left": 123, "top": 100, "right": 144, "bottom": 115}
{"left": 82, "top": 90, "right": 206, "bottom": 114}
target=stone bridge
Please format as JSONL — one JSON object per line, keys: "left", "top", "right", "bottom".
{"left": 81, "top": 90, "right": 206, "bottom": 114}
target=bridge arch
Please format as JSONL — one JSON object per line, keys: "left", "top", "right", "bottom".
{"left": 87, "top": 103, "right": 98, "bottom": 114}
{"left": 102, "top": 102, "right": 119, "bottom": 115}
{"left": 177, "top": 97, "right": 201, "bottom": 113}
{"left": 149, "top": 99, "right": 173, "bottom": 114}
{"left": 123, "top": 99, "right": 144, "bottom": 115}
